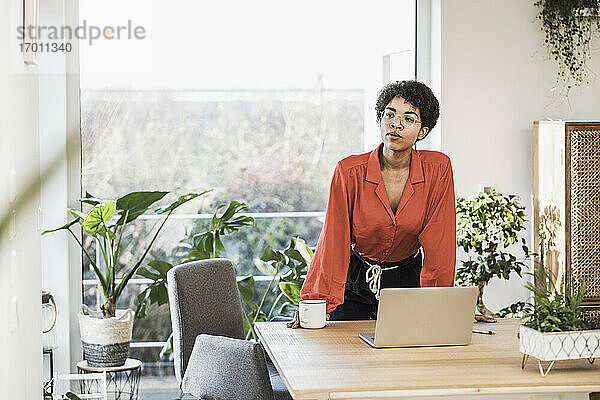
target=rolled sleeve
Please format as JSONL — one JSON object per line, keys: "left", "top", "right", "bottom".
{"left": 300, "top": 163, "right": 351, "bottom": 314}
{"left": 418, "top": 159, "right": 456, "bottom": 287}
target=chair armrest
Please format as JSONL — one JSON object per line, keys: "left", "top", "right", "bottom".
{"left": 182, "top": 334, "right": 275, "bottom": 400}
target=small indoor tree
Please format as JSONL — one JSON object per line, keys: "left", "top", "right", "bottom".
{"left": 455, "top": 189, "right": 531, "bottom": 317}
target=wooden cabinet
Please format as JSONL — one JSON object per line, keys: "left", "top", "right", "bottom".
{"left": 533, "top": 121, "right": 600, "bottom": 313}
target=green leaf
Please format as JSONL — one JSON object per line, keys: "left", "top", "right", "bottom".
{"left": 212, "top": 201, "right": 246, "bottom": 226}
{"left": 279, "top": 281, "right": 302, "bottom": 303}
{"left": 134, "top": 259, "right": 176, "bottom": 318}
{"left": 155, "top": 284, "right": 169, "bottom": 305}
{"left": 214, "top": 233, "right": 226, "bottom": 252}
{"left": 178, "top": 199, "right": 253, "bottom": 262}
{"left": 41, "top": 219, "right": 79, "bottom": 235}
{"left": 136, "top": 290, "right": 149, "bottom": 318}
{"left": 69, "top": 209, "right": 87, "bottom": 222}
{"left": 81, "top": 192, "right": 101, "bottom": 206}
{"left": 293, "top": 237, "right": 314, "bottom": 261}
{"left": 226, "top": 215, "right": 255, "bottom": 230}
{"left": 116, "top": 191, "right": 168, "bottom": 212}
{"left": 65, "top": 392, "right": 82, "bottom": 400}
{"left": 285, "top": 247, "right": 305, "bottom": 265}
{"left": 135, "top": 262, "right": 175, "bottom": 319}
{"left": 136, "top": 267, "right": 161, "bottom": 280}
{"left": 261, "top": 245, "right": 284, "bottom": 263}
{"left": 155, "top": 191, "right": 211, "bottom": 214}
{"left": 237, "top": 275, "right": 255, "bottom": 304}
{"left": 147, "top": 260, "right": 174, "bottom": 276}
{"left": 115, "top": 191, "right": 169, "bottom": 224}
{"left": 187, "top": 250, "right": 211, "bottom": 260}
{"left": 82, "top": 201, "right": 116, "bottom": 234}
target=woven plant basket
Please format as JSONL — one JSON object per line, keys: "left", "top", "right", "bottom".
{"left": 79, "top": 305, "right": 134, "bottom": 367}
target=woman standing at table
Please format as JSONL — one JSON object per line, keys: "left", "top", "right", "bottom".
{"left": 298, "top": 80, "right": 456, "bottom": 321}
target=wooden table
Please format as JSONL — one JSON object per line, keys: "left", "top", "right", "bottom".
{"left": 255, "top": 319, "right": 600, "bottom": 399}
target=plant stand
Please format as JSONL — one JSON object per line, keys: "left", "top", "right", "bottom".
{"left": 77, "top": 358, "right": 141, "bottom": 400}
{"left": 519, "top": 325, "right": 600, "bottom": 377}
{"left": 521, "top": 353, "right": 595, "bottom": 377}
{"left": 53, "top": 373, "right": 107, "bottom": 400}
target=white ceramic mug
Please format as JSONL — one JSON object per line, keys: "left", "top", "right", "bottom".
{"left": 299, "top": 299, "right": 326, "bottom": 329}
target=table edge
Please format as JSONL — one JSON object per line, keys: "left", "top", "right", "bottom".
{"left": 256, "top": 323, "right": 307, "bottom": 399}
{"left": 327, "top": 385, "right": 600, "bottom": 399}
{"left": 76, "top": 358, "right": 142, "bottom": 372}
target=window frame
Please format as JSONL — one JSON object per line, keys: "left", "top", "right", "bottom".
{"left": 72, "top": 0, "right": 425, "bottom": 355}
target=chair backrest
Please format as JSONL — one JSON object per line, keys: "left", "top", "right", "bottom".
{"left": 167, "top": 258, "right": 245, "bottom": 383}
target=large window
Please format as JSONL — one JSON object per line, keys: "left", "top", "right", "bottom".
{"left": 79, "top": 0, "right": 416, "bottom": 383}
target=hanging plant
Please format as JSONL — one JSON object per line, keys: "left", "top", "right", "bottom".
{"left": 534, "top": 0, "right": 600, "bottom": 96}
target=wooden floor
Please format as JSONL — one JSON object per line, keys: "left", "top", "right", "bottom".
{"left": 137, "top": 375, "right": 194, "bottom": 400}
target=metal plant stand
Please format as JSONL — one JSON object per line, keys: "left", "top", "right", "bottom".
{"left": 521, "top": 353, "right": 596, "bottom": 377}
{"left": 78, "top": 358, "right": 142, "bottom": 400}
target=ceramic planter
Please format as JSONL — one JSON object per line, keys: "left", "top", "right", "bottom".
{"left": 78, "top": 305, "right": 134, "bottom": 367}
{"left": 519, "top": 325, "right": 600, "bottom": 376}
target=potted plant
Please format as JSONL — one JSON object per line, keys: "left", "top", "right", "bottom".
{"left": 455, "top": 189, "right": 531, "bottom": 317}
{"left": 42, "top": 190, "right": 208, "bottom": 367}
{"left": 520, "top": 270, "right": 600, "bottom": 376}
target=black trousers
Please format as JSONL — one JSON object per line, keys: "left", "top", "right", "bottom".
{"left": 329, "top": 249, "right": 422, "bottom": 321}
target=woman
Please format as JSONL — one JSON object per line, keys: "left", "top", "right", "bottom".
{"left": 291, "top": 80, "right": 494, "bottom": 325}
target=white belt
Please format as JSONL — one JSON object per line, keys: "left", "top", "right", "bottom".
{"left": 364, "top": 262, "right": 399, "bottom": 300}
{"left": 363, "top": 251, "right": 420, "bottom": 300}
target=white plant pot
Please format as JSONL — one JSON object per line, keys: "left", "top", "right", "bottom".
{"left": 519, "top": 325, "right": 600, "bottom": 376}
{"left": 78, "top": 305, "right": 134, "bottom": 367}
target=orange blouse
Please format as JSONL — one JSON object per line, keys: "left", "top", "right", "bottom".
{"left": 300, "top": 143, "right": 456, "bottom": 313}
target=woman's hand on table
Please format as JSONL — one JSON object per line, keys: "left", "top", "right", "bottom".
{"left": 286, "top": 311, "right": 330, "bottom": 329}
{"left": 286, "top": 311, "right": 300, "bottom": 329}
{"left": 474, "top": 314, "right": 497, "bottom": 323}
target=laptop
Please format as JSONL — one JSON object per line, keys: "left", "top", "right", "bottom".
{"left": 359, "top": 286, "right": 478, "bottom": 348}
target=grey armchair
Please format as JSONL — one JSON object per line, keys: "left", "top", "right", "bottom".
{"left": 167, "top": 258, "right": 292, "bottom": 400}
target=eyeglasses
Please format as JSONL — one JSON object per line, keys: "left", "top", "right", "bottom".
{"left": 382, "top": 110, "right": 421, "bottom": 128}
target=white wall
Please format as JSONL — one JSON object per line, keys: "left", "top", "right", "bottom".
{"left": 0, "top": 0, "right": 42, "bottom": 398}
{"left": 39, "top": 0, "right": 83, "bottom": 375}
{"left": 438, "top": 0, "right": 600, "bottom": 312}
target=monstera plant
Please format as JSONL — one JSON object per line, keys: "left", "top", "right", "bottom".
{"left": 134, "top": 201, "right": 255, "bottom": 357}
{"left": 135, "top": 201, "right": 255, "bottom": 319}
{"left": 238, "top": 237, "right": 313, "bottom": 340}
